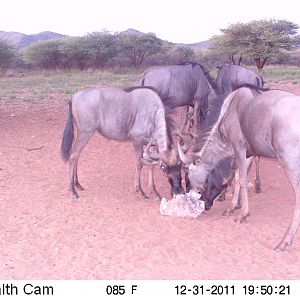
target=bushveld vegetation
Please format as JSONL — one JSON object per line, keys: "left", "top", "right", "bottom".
{"left": 1, "top": 18, "right": 299, "bottom": 74}
{"left": 0, "top": 31, "right": 196, "bottom": 72}
{"left": 210, "top": 19, "right": 299, "bottom": 69}
{"left": 0, "top": 19, "right": 299, "bottom": 104}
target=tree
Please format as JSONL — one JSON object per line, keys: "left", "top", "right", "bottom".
{"left": 59, "top": 37, "right": 91, "bottom": 70}
{"left": 0, "top": 41, "right": 17, "bottom": 71}
{"left": 247, "top": 19, "right": 299, "bottom": 69}
{"left": 210, "top": 19, "right": 299, "bottom": 69}
{"left": 24, "top": 32, "right": 121, "bottom": 71}
{"left": 24, "top": 39, "right": 66, "bottom": 69}
{"left": 119, "top": 33, "right": 163, "bottom": 67}
{"left": 149, "top": 43, "right": 195, "bottom": 65}
{"left": 85, "top": 31, "right": 119, "bottom": 68}
{"left": 210, "top": 22, "right": 251, "bottom": 65}
{"left": 168, "top": 45, "right": 195, "bottom": 64}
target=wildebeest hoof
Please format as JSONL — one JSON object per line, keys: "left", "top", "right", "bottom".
{"left": 222, "top": 208, "right": 234, "bottom": 216}
{"left": 72, "top": 193, "right": 79, "bottom": 200}
{"left": 75, "top": 184, "right": 85, "bottom": 191}
{"left": 217, "top": 194, "right": 225, "bottom": 202}
{"left": 255, "top": 186, "right": 262, "bottom": 193}
{"left": 274, "top": 240, "right": 290, "bottom": 252}
{"left": 234, "top": 215, "right": 247, "bottom": 224}
{"left": 135, "top": 188, "right": 149, "bottom": 200}
{"left": 140, "top": 193, "right": 150, "bottom": 200}
{"left": 149, "top": 190, "right": 162, "bottom": 201}
{"left": 254, "top": 180, "right": 262, "bottom": 193}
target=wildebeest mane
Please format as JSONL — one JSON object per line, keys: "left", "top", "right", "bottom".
{"left": 177, "top": 61, "right": 204, "bottom": 69}
{"left": 202, "top": 83, "right": 269, "bottom": 149}
{"left": 195, "top": 83, "right": 268, "bottom": 151}
{"left": 194, "top": 90, "right": 232, "bottom": 151}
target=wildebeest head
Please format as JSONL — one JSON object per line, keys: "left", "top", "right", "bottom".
{"left": 143, "top": 146, "right": 184, "bottom": 196}
{"left": 177, "top": 132, "right": 236, "bottom": 210}
{"left": 178, "top": 146, "right": 236, "bottom": 210}
{"left": 200, "top": 157, "right": 236, "bottom": 210}
{"left": 160, "top": 160, "right": 184, "bottom": 195}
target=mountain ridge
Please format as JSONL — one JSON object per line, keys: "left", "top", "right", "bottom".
{"left": 0, "top": 30, "right": 69, "bottom": 48}
{"left": 0, "top": 29, "right": 209, "bottom": 49}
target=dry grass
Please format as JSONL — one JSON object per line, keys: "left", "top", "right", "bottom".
{"left": 0, "top": 69, "right": 141, "bottom": 104}
{"left": 261, "top": 65, "right": 300, "bottom": 84}
{"left": 0, "top": 65, "right": 299, "bottom": 104}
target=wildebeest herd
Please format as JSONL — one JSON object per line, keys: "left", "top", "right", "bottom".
{"left": 61, "top": 62, "right": 300, "bottom": 252}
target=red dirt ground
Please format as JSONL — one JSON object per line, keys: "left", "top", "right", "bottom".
{"left": 0, "top": 82, "right": 300, "bottom": 280}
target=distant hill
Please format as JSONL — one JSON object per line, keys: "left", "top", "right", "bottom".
{"left": 120, "top": 28, "right": 145, "bottom": 36}
{"left": 0, "top": 31, "right": 69, "bottom": 48}
{"left": 0, "top": 28, "right": 210, "bottom": 50}
{"left": 119, "top": 28, "right": 210, "bottom": 49}
{"left": 183, "top": 40, "right": 210, "bottom": 49}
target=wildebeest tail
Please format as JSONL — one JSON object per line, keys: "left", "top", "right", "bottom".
{"left": 61, "top": 99, "right": 74, "bottom": 161}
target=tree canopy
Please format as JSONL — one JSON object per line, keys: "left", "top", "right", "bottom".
{"left": 1, "top": 19, "right": 300, "bottom": 72}
{"left": 210, "top": 19, "right": 299, "bottom": 69}
{"left": 22, "top": 31, "right": 165, "bottom": 69}
{"left": 0, "top": 40, "right": 17, "bottom": 71}
{"left": 118, "top": 32, "right": 163, "bottom": 67}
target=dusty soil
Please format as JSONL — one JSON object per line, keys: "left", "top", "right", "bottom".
{"left": 0, "top": 82, "right": 300, "bottom": 280}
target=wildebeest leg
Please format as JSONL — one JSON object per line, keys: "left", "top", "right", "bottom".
{"left": 275, "top": 186, "right": 300, "bottom": 251}
{"left": 275, "top": 159, "right": 300, "bottom": 251}
{"left": 186, "top": 107, "right": 194, "bottom": 135}
{"left": 223, "top": 156, "right": 252, "bottom": 218}
{"left": 133, "top": 142, "right": 149, "bottom": 199}
{"left": 193, "top": 96, "right": 208, "bottom": 135}
{"left": 234, "top": 152, "right": 250, "bottom": 224}
{"left": 193, "top": 100, "right": 200, "bottom": 135}
{"left": 148, "top": 165, "right": 162, "bottom": 200}
{"left": 223, "top": 172, "right": 240, "bottom": 216}
{"left": 254, "top": 156, "right": 262, "bottom": 193}
{"left": 74, "top": 159, "right": 84, "bottom": 191}
{"left": 180, "top": 106, "right": 189, "bottom": 133}
{"left": 69, "top": 130, "right": 94, "bottom": 199}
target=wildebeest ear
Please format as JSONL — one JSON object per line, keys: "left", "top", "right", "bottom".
{"left": 194, "top": 157, "right": 202, "bottom": 166}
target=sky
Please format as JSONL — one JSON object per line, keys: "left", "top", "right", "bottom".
{"left": 1, "top": 0, "right": 299, "bottom": 44}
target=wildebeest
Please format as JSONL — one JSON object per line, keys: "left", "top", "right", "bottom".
{"left": 140, "top": 62, "right": 210, "bottom": 134}
{"left": 191, "top": 64, "right": 264, "bottom": 203}
{"left": 181, "top": 83, "right": 262, "bottom": 206}
{"left": 211, "top": 64, "right": 264, "bottom": 94}
{"left": 179, "top": 85, "right": 300, "bottom": 251}
{"left": 193, "top": 156, "right": 260, "bottom": 209}
{"left": 61, "top": 86, "right": 184, "bottom": 200}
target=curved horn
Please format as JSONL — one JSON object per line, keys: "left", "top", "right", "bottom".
{"left": 176, "top": 141, "right": 194, "bottom": 165}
